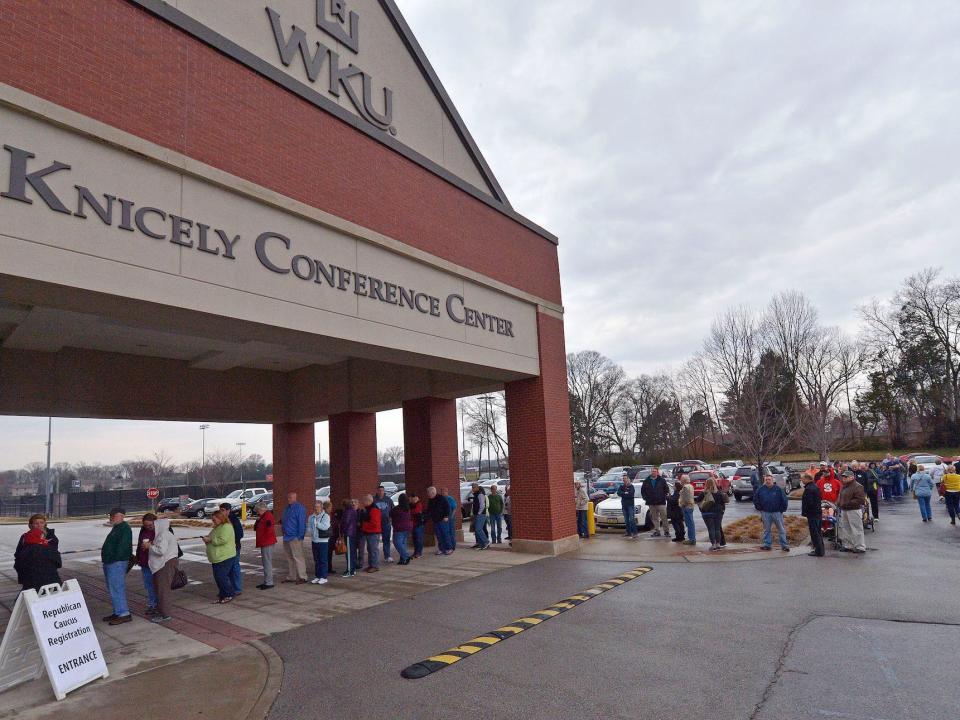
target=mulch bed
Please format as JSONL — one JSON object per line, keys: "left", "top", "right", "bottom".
{"left": 722, "top": 514, "right": 809, "bottom": 544}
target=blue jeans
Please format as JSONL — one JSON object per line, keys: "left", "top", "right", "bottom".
{"left": 761, "top": 511, "right": 788, "bottom": 548}
{"left": 381, "top": 524, "right": 393, "bottom": 560}
{"left": 446, "top": 519, "right": 457, "bottom": 550}
{"left": 622, "top": 505, "right": 637, "bottom": 536}
{"left": 880, "top": 484, "right": 892, "bottom": 501}
{"left": 364, "top": 533, "right": 380, "bottom": 568}
{"left": 230, "top": 551, "right": 243, "bottom": 593}
{"left": 392, "top": 530, "right": 410, "bottom": 561}
{"left": 343, "top": 536, "right": 358, "bottom": 574}
{"left": 211, "top": 559, "right": 235, "bottom": 600}
{"left": 489, "top": 513, "right": 503, "bottom": 542}
{"left": 412, "top": 525, "right": 425, "bottom": 556}
{"left": 474, "top": 515, "right": 489, "bottom": 545}
{"left": 505, "top": 514, "right": 512, "bottom": 539}
{"left": 682, "top": 508, "right": 696, "bottom": 542}
{"left": 140, "top": 565, "right": 157, "bottom": 609}
{"left": 103, "top": 561, "right": 130, "bottom": 617}
{"left": 917, "top": 495, "right": 932, "bottom": 521}
{"left": 576, "top": 510, "right": 588, "bottom": 537}
{"left": 435, "top": 521, "right": 449, "bottom": 552}
{"left": 311, "top": 542, "right": 329, "bottom": 579}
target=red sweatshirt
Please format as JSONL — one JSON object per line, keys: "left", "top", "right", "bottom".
{"left": 360, "top": 505, "right": 382, "bottom": 534}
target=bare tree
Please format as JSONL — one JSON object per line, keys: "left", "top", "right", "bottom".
{"left": 566, "top": 350, "right": 626, "bottom": 462}
{"left": 152, "top": 450, "right": 175, "bottom": 484}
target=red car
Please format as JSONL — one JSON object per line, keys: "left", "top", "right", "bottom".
{"left": 688, "top": 470, "right": 729, "bottom": 500}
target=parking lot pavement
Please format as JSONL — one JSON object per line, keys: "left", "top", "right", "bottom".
{"left": 266, "top": 500, "right": 960, "bottom": 720}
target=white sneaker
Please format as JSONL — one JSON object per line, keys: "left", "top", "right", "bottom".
{"left": 316, "top": 578, "right": 328, "bottom": 585}
{"left": 310, "top": 578, "right": 320, "bottom": 584}
{"left": 385, "top": 557, "right": 395, "bottom": 563}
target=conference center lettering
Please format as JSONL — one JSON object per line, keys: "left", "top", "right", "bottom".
{"left": 0, "top": 144, "right": 516, "bottom": 338}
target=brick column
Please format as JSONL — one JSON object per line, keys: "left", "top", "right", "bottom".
{"left": 272, "top": 423, "right": 316, "bottom": 521}
{"left": 504, "top": 311, "right": 578, "bottom": 555}
{"left": 328, "top": 411, "right": 378, "bottom": 506}
{"left": 402, "top": 397, "right": 460, "bottom": 545}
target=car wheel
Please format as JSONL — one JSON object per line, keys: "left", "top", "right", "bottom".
{"left": 196, "top": 510, "right": 205, "bottom": 519}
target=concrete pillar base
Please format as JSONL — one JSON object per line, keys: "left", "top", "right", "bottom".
{"left": 511, "top": 534, "right": 580, "bottom": 556}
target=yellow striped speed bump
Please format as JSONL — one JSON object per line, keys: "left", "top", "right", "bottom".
{"left": 400, "top": 566, "right": 652, "bottom": 679}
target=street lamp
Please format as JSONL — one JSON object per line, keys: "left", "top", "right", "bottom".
{"left": 237, "top": 441, "right": 247, "bottom": 520}
{"left": 199, "top": 424, "right": 210, "bottom": 485}
{"left": 43, "top": 417, "right": 52, "bottom": 515}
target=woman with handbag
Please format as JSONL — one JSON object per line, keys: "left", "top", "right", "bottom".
{"left": 145, "top": 518, "right": 179, "bottom": 623}
{"left": 203, "top": 510, "right": 237, "bottom": 603}
{"left": 698, "top": 477, "right": 726, "bottom": 551}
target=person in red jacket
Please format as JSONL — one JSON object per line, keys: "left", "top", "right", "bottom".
{"left": 253, "top": 502, "right": 277, "bottom": 590}
{"left": 359, "top": 494, "right": 382, "bottom": 573}
{"left": 817, "top": 466, "right": 841, "bottom": 504}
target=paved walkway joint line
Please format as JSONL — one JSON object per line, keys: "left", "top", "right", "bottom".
{"left": 399, "top": 566, "right": 653, "bottom": 679}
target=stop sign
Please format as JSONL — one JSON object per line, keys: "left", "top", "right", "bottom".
{"left": 147, "top": 487, "right": 160, "bottom": 499}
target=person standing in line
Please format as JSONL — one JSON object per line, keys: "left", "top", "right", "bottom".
{"left": 641, "top": 467, "right": 670, "bottom": 538}
{"left": 253, "top": 501, "right": 276, "bottom": 589}
{"left": 203, "top": 510, "right": 237, "bottom": 603}
{"left": 409, "top": 493, "right": 425, "bottom": 559}
{"left": 816, "top": 464, "right": 841, "bottom": 505}
{"left": 488, "top": 485, "right": 505, "bottom": 544}
{"left": 135, "top": 513, "right": 159, "bottom": 616}
{"left": 427, "top": 487, "right": 450, "bottom": 555}
{"left": 443, "top": 487, "right": 459, "bottom": 552}
{"left": 220, "top": 503, "right": 244, "bottom": 596}
{"left": 470, "top": 484, "right": 490, "bottom": 549}
{"left": 754, "top": 474, "right": 790, "bottom": 552}
{"left": 144, "top": 518, "right": 178, "bottom": 623}
{"left": 352, "top": 499, "right": 366, "bottom": 569}
{"left": 667, "top": 480, "right": 685, "bottom": 543}
{"left": 504, "top": 486, "right": 513, "bottom": 542}
{"left": 101, "top": 508, "right": 133, "bottom": 625}
{"left": 837, "top": 472, "right": 867, "bottom": 552}
{"left": 910, "top": 464, "right": 935, "bottom": 523}
{"left": 698, "top": 477, "right": 726, "bottom": 551}
{"left": 616, "top": 473, "right": 638, "bottom": 539}
{"left": 373, "top": 486, "right": 395, "bottom": 564}
{"left": 390, "top": 493, "right": 413, "bottom": 565}
{"left": 852, "top": 462, "right": 878, "bottom": 522}
{"left": 801, "top": 473, "right": 824, "bottom": 557}
{"left": 878, "top": 463, "right": 895, "bottom": 502}
{"left": 327, "top": 501, "right": 340, "bottom": 575}
{"left": 14, "top": 524, "right": 61, "bottom": 592}
{"left": 679, "top": 475, "right": 697, "bottom": 545}
{"left": 864, "top": 462, "right": 881, "bottom": 518}
{"left": 281, "top": 492, "right": 307, "bottom": 584}
{"left": 929, "top": 458, "right": 946, "bottom": 504}
{"left": 15, "top": 514, "right": 59, "bottom": 557}
{"left": 574, "top": 481, "right": 589, "bottom": 539}
{"left": 307, "top": 500, "right": 331, "bottom": 584}
{"left": 359, "top": 494, "right": 382, "bottom": 572}
{"left": 941, "top": 467, "right": 960, "bottom": 525}
{"left": 339, "top": 499, "right": 359, "bottom": 577}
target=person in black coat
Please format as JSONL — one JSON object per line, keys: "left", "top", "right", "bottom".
{"left": 14, "top": 527, "right": 62, "bottom": 591}
{"left": 801, "top": 474, "right": 824, "bottom": 557}
{"left": 666, "top": 482, "right": 685, "bottom": 543}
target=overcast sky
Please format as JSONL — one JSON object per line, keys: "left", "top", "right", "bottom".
{"left": 4, "top": 0, "right": 960, "bottom": 468}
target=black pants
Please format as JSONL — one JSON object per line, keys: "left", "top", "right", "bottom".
{"left": 866, "top": 491, "right": 879, "bottom": 519}
{"left": 807, "top": 515, "right": 824, "bottom": 556}
{"left": 670, "top": 517, "right": 685, "bottom": 541}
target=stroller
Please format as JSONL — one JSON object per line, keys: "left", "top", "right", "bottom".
{"left": 821, "top": 501, "right": 840, "bottom": 550}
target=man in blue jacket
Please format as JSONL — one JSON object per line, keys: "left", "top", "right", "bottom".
{"left": 753, "top": 474, "right": 790, "bottom": 552}
{"left": 281, "top": 491, "right": 307, "bottom": 583}
{"left": 616, "top": 473, "right": 638, "bottom": 539}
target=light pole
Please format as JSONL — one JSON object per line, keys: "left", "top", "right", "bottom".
{"left": 237, "top": 441, "right": 247, "bottom": 520}
{"left": 199, "top": 424, "right": 210, "bottom": 486}
{"left": 43, "top": 417, "right": 52, "bottom": 515}
{"left": 459, "top": 400, "right": 467, "bottom": 478}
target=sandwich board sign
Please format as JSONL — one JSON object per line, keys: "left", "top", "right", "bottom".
{"left": 0, "top": 580, "right": 108, "bottom": 700}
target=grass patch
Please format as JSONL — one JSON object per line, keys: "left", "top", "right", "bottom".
{"left": 723, "top": 514, "right": 809, "bottom": 544}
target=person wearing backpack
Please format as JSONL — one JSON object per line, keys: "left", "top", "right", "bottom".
{"left": 307, "top": 501, "right": 332, "bottom": 584}
{"left": 698, "top": 477, "right": 726, "bottom": 551}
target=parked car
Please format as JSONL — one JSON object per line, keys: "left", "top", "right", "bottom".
{"left": 378, "top": 481, "right": 399, "bottom": 494}
{"left": 591, "top": 478, "right": 623, "bottom": 497}
{"left": 719, "top": 459, "right": 743, "bottom": 468}
{"left": 316, "top": 486, "right": 331, "bottom": 501}
{"left": 181, "top": 497, "right": 216, "bottom": 518}
{"left": 718, "top": 466, "right": 738, "bottom": 480}
{"left": 203, "top": 487, "right": 269, "bottom": 515}
{"left": 672, "top": 461, "right": 708, "bottom": 478}
{"left": 730, "top": 466, "right": 757, "bottom": 502}
{"left": 593, "top": 494, "right": 650, "bottom": 532}
{"left": 659, "top": 462, "right": 681, "bottom": 478}
{"left": 688, "top": 470, "right": 730, "bottom": 500}
{"left": 628, "top": 465, "right": 654, "bottom": 480}
{"left": 248, "top": 492, "right": 272, "bottom": 515}
{"left": 477, "top": 472, "right": 499, "bottom": 482}
{"left": 460, "top": 482, "right": 475, "bottom": 518}
{"left": 765, "top": 463, "right": 795, "bottom": 491}
{"left": 907, "top": 454, "right": 942, "bottom": 467}
{"left": 602, "top": 466, "right": 633, "bottom": 478}
{"left": 157, "top": 496, "right": 191, "bottom": 513}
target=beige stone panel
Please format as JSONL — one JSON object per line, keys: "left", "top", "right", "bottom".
{"left": 0, "top": 106, "right": 181, "bottom": 274}
{"left": 461, "top": 278, "right": 539, "bottom": 359}
{"left": 178, "top": 175, "right": 359, "bottom": 317}
{"left": 441, "top": 111, "right": 491, "bottom": 193}
{"left": 354, "top": 241, "right": 465, "bottom": 343}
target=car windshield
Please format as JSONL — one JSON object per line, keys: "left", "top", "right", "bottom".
{"left": 225, "top": 490, "right": 242, "bottom": 498}
{"left": 689, "top": 472, "right": 711, "bottom": 480}
{"left": 734, "top": 468, "right": 754, "bottom": 477}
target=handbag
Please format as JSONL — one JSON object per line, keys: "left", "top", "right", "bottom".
{"left": 171, "top": 566, "right": 188, "bottom": 590}
{"left": 335, "top": 536, "right": 347, "bottom": 555}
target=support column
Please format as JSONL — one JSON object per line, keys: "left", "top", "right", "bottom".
{"left": 328, "top": 411, "right": 378, "bottom": 506}
{"left": 272, "top": 422, "right": 316, "bottom": 521}
{"left": 402, "top": 397, "right": 460, "bottom": 545}
{"left": 505, "top": 311, "right": 578, "bottom": 555}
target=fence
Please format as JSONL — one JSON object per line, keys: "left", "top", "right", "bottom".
{"left": 0, "top": 473, "right": 407, "bottom": 518}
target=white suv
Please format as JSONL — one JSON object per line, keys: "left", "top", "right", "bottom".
{"left": 203, "top": 487, "right": 268, "bottom": 514}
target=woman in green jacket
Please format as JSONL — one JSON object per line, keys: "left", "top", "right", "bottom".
{"left": 203, "top": 510, "right": 237, "bottom": 603}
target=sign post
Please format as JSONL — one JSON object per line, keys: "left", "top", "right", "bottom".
{"left": 147, "top": 487, "right": 159, "bottom": 512}
{"left": 0, "top": 581, "right": 108, "bottom": 700}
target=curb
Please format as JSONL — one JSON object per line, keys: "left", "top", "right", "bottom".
{"left": 245, "top": 640, "right": 283, "bottom": 720}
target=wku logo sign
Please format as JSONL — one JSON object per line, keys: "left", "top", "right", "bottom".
{"left": 267, "top": 0, "right": 395, "bottom": 133}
